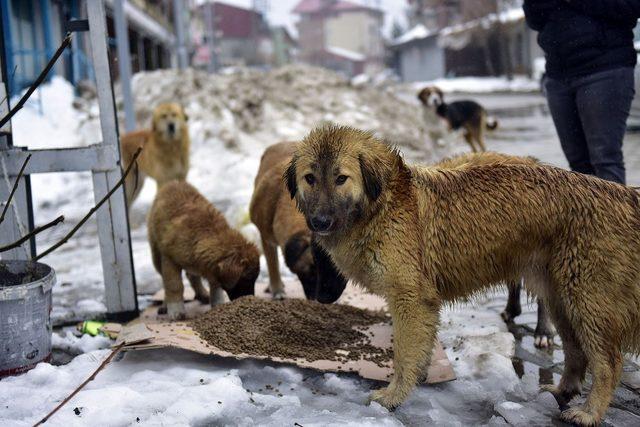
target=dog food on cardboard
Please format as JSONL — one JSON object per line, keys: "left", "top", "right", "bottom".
{"left": 190, "top": 296, "right": 392, "bottom": 365}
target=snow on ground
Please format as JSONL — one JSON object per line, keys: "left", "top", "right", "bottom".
{"left": 2, "top": 296, "right": 541, "bottom": 426}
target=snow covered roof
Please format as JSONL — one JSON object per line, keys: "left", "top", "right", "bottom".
{"left": 325, "top": 46, "right": 366, "bottom": 61}
{"left": 391, "top": 24, "right": 434, "bottom": 47}
{"left": 292, "top": 0, "right": 382, "bottom": 15}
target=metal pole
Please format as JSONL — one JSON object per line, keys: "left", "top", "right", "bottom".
{"left": 203, "top": 2, "right": 216, "bottom": 73}
{"left": 173, "top": 0, "right": 188, "bottom": 70}
{"left": 113, "top": 0, "right": 136, "bottom": 133}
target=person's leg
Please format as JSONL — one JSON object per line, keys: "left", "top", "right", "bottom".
{"left": 544, "top": 77, "right": 594, "bottom": 175}
{"left": 575, "top": 67, "right": 635, "bottom": 185}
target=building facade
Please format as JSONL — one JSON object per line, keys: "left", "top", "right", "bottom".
{"left": 0, "top": 0, "right": 175, "bottom": 97}
{"left": 292, "top": 0, "right": 384, "bottom": 76}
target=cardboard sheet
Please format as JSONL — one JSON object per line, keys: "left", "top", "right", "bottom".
{"left": 118, "top": 298, "right": 455, "bottom": 384}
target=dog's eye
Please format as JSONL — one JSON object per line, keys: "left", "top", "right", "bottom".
{"left": 335, "top": 175, "right": 348, "bottom": 185}
{"left": 304, "top": 174, "right": 315, "bottom": 185}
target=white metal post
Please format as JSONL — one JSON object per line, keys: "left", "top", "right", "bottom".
{"left": 87, "top": 0, "right": 138, "bottom": 320}
{"left": 113, "top": 0, "right": 136, "bottom": 133}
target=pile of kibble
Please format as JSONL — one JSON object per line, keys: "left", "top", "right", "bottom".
{"left": 190, "top": 296, "right": 392, "bottom": 365}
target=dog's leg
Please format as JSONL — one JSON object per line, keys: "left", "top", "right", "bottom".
{"left": 534, "top": 298, "right": 555, "bottom": 348}
{"left": 186, "top": 273, "right": 210, "bottom": 305}
{"left": 370, "top": 292, "right": 440, "bottom": 409}
{"left": 463, "top": 131, "right": 478, "bottom": 153}
{"left": 560, "top": 310, "right": 622, "bottom": 425}
{"left": 263, "top": 238, "right": 286, "bottom": 299}
{"left": 541, "top": 300, "right": 586, "bottom": 408}
{"left": 501, "top": 279, "right": 522, "bottom": 322}
{"left": 161, "top": 256, "right": 186, "bottom": 320}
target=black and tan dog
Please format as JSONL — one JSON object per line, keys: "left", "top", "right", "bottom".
{"left": 286, "top": 124, "right": 640, "bottom": 426}
{"left": 250, "top": 141, "right": 346, "bottom": 302}
{"left": 417, "top": 86, "right": 497, "bottom": 152}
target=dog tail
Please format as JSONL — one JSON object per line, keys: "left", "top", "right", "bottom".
{"left": 486, "top": 116, "right": 498, "bottom": 130}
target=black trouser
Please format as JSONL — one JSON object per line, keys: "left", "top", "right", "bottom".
{"left": 544, "top": 67, "right": 635, "bottom": 185}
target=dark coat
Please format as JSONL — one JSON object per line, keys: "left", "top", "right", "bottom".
{"left": 523, "top": 0, "right": 640, "bottom": 78}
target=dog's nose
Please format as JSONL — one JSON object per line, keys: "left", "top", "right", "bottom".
{"left": 310, "top": 215, "right": 333, "bottom": 232}
{"left": 167, "top": 122, "right": 176, "bottom": 133}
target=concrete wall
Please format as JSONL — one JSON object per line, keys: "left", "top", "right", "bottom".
{"left": 397, "top": 38, "right": 445, "bottom": 82}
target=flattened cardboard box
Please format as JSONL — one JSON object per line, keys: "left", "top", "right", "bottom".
{"left": 117, "top": 291, "right": 455, "bottom": 384}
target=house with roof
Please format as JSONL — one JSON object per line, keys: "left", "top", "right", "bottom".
{"left": 194, "top": 1, "right": 296, "bottom": 68}
{"left": 292, "top": 0, "right": 384, "bottom": 76}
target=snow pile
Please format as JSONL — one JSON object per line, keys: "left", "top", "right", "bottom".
{"left": 410, "top": 76, "right": 539, "bottom": 94}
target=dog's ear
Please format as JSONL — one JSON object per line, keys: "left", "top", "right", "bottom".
{"left": 284, "top": 158, "right": 297, "bottom": 199}
{"left": 359, "top": 153, "right": 383, "bottom": 201}
{"left": 417, "top": 88, "right": 428, "bottom": 105}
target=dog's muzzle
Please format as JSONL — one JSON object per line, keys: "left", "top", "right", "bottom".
{"left": 310, "top": 215, "right": 333, "bottom": 234}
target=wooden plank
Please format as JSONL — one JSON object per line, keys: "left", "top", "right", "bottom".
{"left": 88, "top": 0, "right": 138, "bottom": 320}
{"left": 0, "top": 145, "right": 119, "bottom": 175}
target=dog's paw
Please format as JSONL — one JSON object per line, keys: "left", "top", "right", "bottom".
{"left": 534, "top": 333, "right": 554, "bottom": 349}
{"left": 368, "top": 387, "right": 402, "bottom": 411}
{"left": 272, "top": 290, "right": 286, "bottom": 300}
{"left": 210, "top": 287, "right": 226, "bottom": 306}
{"left": 540, "top": 384, "right": 579, "bottom": 410}
{"left": 560, "top": 406, "right": 599, "bottom": 427}
{"left": 166, "top": 302, "right": 187, "bottom": 321}
{"left": 195, "top": 293, "right": 210, "bottom": 305}
{"left": 500, "top": 307, "right": 521, "bottom": 323}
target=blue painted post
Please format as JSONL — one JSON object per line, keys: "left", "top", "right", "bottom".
{"left": 0, "top": 0, "right": 15, "bottom": 97}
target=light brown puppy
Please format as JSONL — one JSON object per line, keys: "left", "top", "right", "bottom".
{"left": 120, "top": 103, "right": 190, "bottom": 206}
{"left": 148, "top": 181, "right": 259, "bottom": 320}
{"left": 250, "top": 141, "right": 348, "bottom": 302}
{"left": 286, "top": 124, "right": 640, "bottom": 426}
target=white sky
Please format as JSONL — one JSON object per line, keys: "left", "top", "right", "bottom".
{"left": 209, "top": 0, "right": 409, "bottom": 39}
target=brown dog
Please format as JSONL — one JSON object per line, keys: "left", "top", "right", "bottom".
{"left": 250, "top": 141, "right": 347, "bottom": 301}
{"left": 120, "top": 103, "right": 190, "bottom": 206}
{"left": 417, "top": 86, "right": 497, "bottom": 152}
{"left": 286, "top": 124, "right": 640, "bottom": 426}
{"left": 148, "top": 181, "right": 259, "bottom": 319}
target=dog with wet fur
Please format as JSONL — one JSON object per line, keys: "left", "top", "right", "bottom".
{"left": 285, "top": 124, "right": 640, "bottom": 426}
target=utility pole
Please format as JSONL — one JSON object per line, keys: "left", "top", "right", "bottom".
{"left": 203, "top": 2, "right": 217, "bottom": 73}
{"left": 173, "top": 0, "right": 188, "bottom": 70}
{"left": 113, "top": 0, "right": 136, "bottom": 132}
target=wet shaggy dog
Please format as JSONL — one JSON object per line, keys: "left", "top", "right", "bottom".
{"left": 417, "top": 86, "right": 497, "bottom": 153}
{"left": 121, "top": 103, "right": 190, "bottom": 207}
{"left": 436, "top": 152, "right": 555, "bottom": 348}
{"left": 250, "top": 141, "right": 347, "bottom": 302}
{"left": 286, "top": 124, "right": 640, "bottom": 426}
{"left": 148, "top": 181, "right": 259, "bottom": 320}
